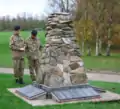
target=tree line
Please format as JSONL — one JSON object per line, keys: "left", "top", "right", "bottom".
{"left": 0, "top": 13, "right": 45, "bottom": 31}
{"left": 48, "top": 0, "right": 120, "bottom": 56}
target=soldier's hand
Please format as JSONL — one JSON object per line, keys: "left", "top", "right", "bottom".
{"left": 20, "top": 48, "right": 25, "bottom": 51}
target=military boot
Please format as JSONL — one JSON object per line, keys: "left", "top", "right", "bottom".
{"left": 15, "top": 78, "right": 19, "bottom": 84}
{"left": 19, "top": 77, "right": 25, "bottom": 84}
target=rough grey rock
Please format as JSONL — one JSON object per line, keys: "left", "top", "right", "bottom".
{"left": 50, "top": 57, "right": 57, "bottom": 66}
{"left": 49, "top": 75, "right": 64, "bottom": 88}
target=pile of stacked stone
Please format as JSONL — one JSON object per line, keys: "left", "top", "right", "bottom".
{"left": 36, "top": 13, "right": 88, "bottom": 88}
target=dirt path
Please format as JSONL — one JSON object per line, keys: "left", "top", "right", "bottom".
{"left": 0, "top": 68, "right": 120, "bottom": 83}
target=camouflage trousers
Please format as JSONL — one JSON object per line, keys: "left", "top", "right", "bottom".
{"left": 27, "top": 57, "right": 39, "bottom": 81}
{"left": 13, "top": 58, "right": 24, "bottom": 79}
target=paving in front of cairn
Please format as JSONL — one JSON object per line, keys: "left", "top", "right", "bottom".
{"left": 8, "top": 88, "right": 120, "bottom": 106}
{"left": 1, "top": 68, "right": 120, "bottom": 83}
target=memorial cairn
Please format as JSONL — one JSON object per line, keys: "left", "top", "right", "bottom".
{"left": 15, "top": 13, "right": 111, "bottom": 103}
{"left": 36, "top": 13, "right": 88, "bottom": 88}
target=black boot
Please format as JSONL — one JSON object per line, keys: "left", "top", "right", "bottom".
{"left": 19, "top": 78, "right": 25, "bottom": 84}
{"left": 15, "top": 79, "right": 19, "bottom": 84}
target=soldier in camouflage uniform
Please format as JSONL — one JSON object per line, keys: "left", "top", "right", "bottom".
{"left": 25, "top": 30, "right": 42, "bottom": 82}
{"left": 9, "top": 25, "right": 25, "bottom": 84}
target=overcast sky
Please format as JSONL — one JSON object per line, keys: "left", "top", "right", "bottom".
{"left": 0, "top": 0, "right": 48, "bottom": 17}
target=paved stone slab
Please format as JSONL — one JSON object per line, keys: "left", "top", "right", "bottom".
{"left": 1, "top": 68, "right": 120, "bottom": 83}
{"left": 87, "top": 73, "right": 120, "bottom": 83}
{"left": 8, "top": 88, "right": 120, "bottom": 106}
{"left": 0, "top": 68, "right": 29, "bottom": 74}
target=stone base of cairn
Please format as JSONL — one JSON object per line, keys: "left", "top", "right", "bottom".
{"left": 37, "top": 13, "right": 88, "bottom": 88}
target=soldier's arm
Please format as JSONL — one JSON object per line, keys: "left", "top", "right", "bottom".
{"left": 9, "top": 36, "right": 21, "bottom": 51}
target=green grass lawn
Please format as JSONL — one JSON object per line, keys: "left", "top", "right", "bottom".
{"left": 0, "top": 31, "right": 120, "bottom": 72}
{"left": 82, "top": 53, "right": 120, "bottom": 72}
{"left": 0, "top": 74, "right": 120, "bottom": 109}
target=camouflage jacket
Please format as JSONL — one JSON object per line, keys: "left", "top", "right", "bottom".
{"left": 25, "top": 37, "right": 42, "bottom": 59}
{"left": 9, "top": 35, "right": 25, "bottom": 59}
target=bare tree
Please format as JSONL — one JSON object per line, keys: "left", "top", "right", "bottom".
{"left": 89, "top": 0, "right": 106, "bottom": 56}
{"left": 48, "top": 0, "right": 75, "bottom": 13}
{"left": 74, "top": 0, "right": 93, "bottom": 56}
{"left": 103, "top": 0, "right": 119, "bottom": 56}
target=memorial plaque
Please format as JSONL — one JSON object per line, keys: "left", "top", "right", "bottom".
{"left": 51, "top": 84, "right": 101, "bottom": 102}
{"left": 16, "top": 85, "right": 46, "bottom": 100}
{"left": 62, "top": 38, "right": 71, "bottom": 44}
{"left": 15, "top": 83, "right": 105, "bottom": 103}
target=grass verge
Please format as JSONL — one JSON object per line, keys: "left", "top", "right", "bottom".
{"left": 0, "top": 74, "right": 120, "bottom": 109}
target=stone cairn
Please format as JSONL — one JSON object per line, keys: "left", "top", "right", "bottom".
{"left": 37, "top": 13, "right": 88, "bottom": 88}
